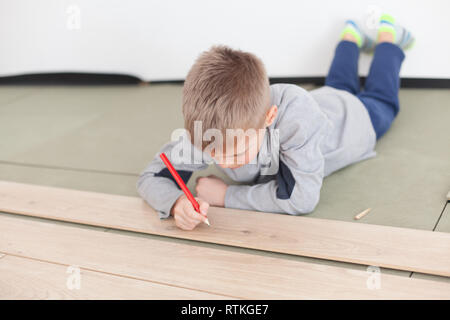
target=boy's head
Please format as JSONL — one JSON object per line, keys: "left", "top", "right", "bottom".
{"left": 182, "top": 45, "right": 277, "bottom": 169}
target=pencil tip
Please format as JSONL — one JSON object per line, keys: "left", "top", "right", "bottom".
{"left": 205, "top": 219, "right": 211, "bottom": 226}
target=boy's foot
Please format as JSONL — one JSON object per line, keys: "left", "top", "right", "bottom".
{"left": 340, "top": 20, "right": 375, "bottom": 51}
{"left": 377, "top": 14, "right": 415, "bottom": 50}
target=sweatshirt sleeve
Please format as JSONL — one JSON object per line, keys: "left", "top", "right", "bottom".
{"left": 224, "top": 89, "right": 331, "bottom": 215}
{"left": 137, "top": 139, "right": 208, "bottom": 219}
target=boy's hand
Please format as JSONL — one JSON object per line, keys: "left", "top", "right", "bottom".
{"left": 170, "top": 195, "right": 209, "bottom": 230}
{"left": 195, "top": 175, "right": 228, "bottom": 207}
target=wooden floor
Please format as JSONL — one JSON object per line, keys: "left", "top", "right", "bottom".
{"left": 1, "top": 181, "right": 449, "bottom": 277}
{"left": 0, "top": 84, "right": 449, "bottom": 299}
{"left": 2, "top": 212, "right": 450, "bottom": 299}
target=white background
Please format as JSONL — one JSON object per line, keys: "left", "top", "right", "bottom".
{"left": 0, "top": 0, "right": 449, "bottom": 81}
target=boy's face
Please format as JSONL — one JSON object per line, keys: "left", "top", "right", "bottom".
{"left": 208, "top": 105, "right": 278, "bottom": 169}
{"left": 210, "top": 129, "right": 266, "bottom": 169}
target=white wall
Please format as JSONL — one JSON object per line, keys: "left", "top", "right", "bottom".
{"left": 0, "top": 0, "right": 449, "bottom": 81}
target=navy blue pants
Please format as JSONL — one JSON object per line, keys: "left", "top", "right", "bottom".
{"left": 325, "top": 41, "right": 405, "bottom": 139}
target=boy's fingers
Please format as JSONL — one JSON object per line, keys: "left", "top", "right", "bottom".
{"left": 183, "top": 202, "right": 205, "bottom": 222}
{"left": 194, "top": 197, "right": 209, "bottom": 216}
{"left": 174, "top": 212, "right": 188, "bottom": 226}
{"left": 179, "top": 221, "right": 194, "bottom": 231}
{"left": 176, "top": 214, "right": 196, "bottom": 230}
{"left": 183, "top": 212, "right": 200, "bottom": 227}
{"left": 175, "top": 206, "right": 197, "bottom": 226}
{"left": 197, "top": 200, "right": 209, "bottom": 216}
{"left": 174, "top": 217, "right": 188, "bottom": 230}
{"left": 181, "top": 221, "right": 195, "bottom": 230}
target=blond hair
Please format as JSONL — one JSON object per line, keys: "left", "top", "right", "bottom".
{"left": 182, "top": 45, "right": 271, "bottom": 149}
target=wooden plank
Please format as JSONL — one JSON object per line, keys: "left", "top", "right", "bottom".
{"left": 0, "top": 254, "right": 228, "bottom": 300}
{"left": 0, "top": 214, "right": 449, "bottom": 299}
{"left": 0, "top": 181, "right": 449, "bottom": 277}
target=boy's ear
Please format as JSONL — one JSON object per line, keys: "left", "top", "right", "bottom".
{"left": 265, "top": 105, "right": 278, "bottom": 127}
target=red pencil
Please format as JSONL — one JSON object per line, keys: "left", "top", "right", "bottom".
{"left": 160, "top": 153, "right": 210, "bottom": 226}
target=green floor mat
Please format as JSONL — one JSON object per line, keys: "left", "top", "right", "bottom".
{"left": 0, "top": 85, "right": 449, "bottom": 231}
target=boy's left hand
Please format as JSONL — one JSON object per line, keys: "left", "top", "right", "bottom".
{"left": 195, "top": 175, "right": 228, "bottom": 207}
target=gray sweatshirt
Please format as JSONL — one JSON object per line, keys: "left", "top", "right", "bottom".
{"left": 137, "top": 84, "right": 376, "bottom": 218}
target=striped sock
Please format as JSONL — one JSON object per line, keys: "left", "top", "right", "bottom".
{"left": 378, "top": 14, "right": 415, "bottom": 50}
{"left": 378, "top": 14, "right": 396, "bottom": 41}
{"left": 340, "top": 20, "right": 363, "bottom": 48}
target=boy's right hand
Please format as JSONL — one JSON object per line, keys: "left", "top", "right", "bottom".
{"left": 170, "top": 195, "right": 209, "bottom": 230}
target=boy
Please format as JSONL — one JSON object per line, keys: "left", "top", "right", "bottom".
{"left": 137, "top": 14, "right": 414, "bottom": 230}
